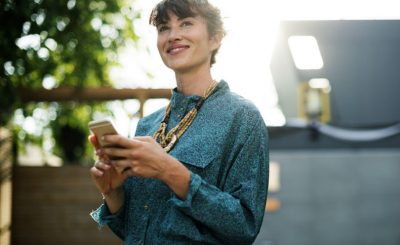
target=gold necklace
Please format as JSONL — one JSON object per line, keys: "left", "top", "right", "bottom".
{"left": 153, "top": 80, "right": 218, "bottom": 152}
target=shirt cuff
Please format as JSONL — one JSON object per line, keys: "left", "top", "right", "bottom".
{"left": 90, "top": 202, "right": 124, "bottom": 229}
{"left": 169, "top": 171, "right": 202, "bottom": 209}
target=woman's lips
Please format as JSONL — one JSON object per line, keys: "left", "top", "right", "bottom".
{"left": 167, "top": 45, "right": 189, "bottom": 54}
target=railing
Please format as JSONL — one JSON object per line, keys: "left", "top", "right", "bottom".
{"left": 18, "top": 87, "right": 171, "bottom": 118}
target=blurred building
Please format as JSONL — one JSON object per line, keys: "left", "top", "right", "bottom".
{"left": 255, "top": 20, "right": 400, "bottom": 245}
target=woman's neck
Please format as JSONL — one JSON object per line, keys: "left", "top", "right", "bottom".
{"left": 175, "top": 68, "right": 214, "bottom": 97}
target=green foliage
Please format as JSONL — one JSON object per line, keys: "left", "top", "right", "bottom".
{"left": 49, "top": 102, "right": 113, "bottom": 164}
{"left": 0, "top": 0, "right": 141, "bottom": 164}
{"left": 1, "top": 0, "right": 138, "bottom": 88}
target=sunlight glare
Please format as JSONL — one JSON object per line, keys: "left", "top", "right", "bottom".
{"left": 112, "top": 0, "right": 400, "bottom": 129}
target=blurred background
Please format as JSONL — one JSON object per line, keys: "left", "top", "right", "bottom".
{"left": 1, "top": 0, "right": 400, "bottom": 244}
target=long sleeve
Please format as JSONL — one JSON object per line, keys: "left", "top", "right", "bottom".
{"left": 168, "top": 118, "right": 269, "bottom": 244}
{"left": 90, "top": 184, "right": 130, "bottom": 240}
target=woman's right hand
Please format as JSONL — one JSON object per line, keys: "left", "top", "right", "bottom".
{"left": 89, "top": 135, "right": 127, "bottom": 195}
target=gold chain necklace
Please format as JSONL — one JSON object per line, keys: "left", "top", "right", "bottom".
{"left": 153, "top": 80, "right": 218, "bottom": 152}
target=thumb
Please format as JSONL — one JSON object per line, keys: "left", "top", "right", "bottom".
{"left": 88, "top": 134, "right": 101, "bottom": 150}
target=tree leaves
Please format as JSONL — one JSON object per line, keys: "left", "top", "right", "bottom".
{"left": 0, "top": 0, "right": 140, "bottom": 164}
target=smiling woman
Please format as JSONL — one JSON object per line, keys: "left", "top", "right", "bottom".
{"left": 154, "top": 14, "right": 221, "bottom": 76}
{"left": 89, "top": 0, "right": 269, "bottom": 244}
{"left": 110, "top": 0, "right": 285, "bottom": 127}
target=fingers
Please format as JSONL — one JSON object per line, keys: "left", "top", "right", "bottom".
{"left": 134, "top": 136, "right": 162, "bottom": 150}
{"left": 88, "top": 134, "right": 101, "bottom": 149}
{"left": 89, "top": 135, "right": 109, "bottom": 161}
{"left": 103, "top": 147, "right": 132, "bottom": 159}
{"left": 122, "top": 168, "right": 135, "bottom": 177}
{"left": 91, "top": 135, "right": 149, "bottom": 161}
{"left": 91, "top": 160, "right": 111, "bottom": 177}
{"left": 111, "top": 159, "right": 133, "bottom": 174}
{"left": 134, "top": 136, "right": 154, "bottom": 143}
{"left": 102, "top": 134, "right": 137, "bottom": 148}
{"left": 95, "top": 148, "right": 110, "bottom": 161}
{"left": 103, "top": 134, "right": 148, "bottom": 148}
{"left": 92, "top": 157, "right": 134, "bottom": 176}
{"left": 90, "top": 166, "right": 104, "bottom": 177}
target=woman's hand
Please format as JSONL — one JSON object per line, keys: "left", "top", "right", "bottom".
{"left": 102, "top": 135, "right": 170, "bottom": 179}
{"left": 89, "top": 135, "right": 127, "bottom": 195}
{"left": 103, "top": 135, "right": 190, "bottom": 199}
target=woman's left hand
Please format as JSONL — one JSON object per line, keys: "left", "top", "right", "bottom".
{"left": 101, "top": 135, "right": 170, "bottom": 179}
{"left": 102, "top": 134, "right": 190, "bottom": 199}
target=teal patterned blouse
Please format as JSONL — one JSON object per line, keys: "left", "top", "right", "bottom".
{"left": 91, "top": 80, "right": 269, "bottom": 245}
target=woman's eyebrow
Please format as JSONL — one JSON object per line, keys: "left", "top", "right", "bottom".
{"left": 156, "top": 21, "right": 169, "bottom": 28}
{"left": 178, "top": 15, "right": 197, "bottom": 21}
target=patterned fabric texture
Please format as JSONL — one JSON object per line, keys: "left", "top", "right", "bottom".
{"left": 91, "top": 80, "right": 269, "bottom": 245}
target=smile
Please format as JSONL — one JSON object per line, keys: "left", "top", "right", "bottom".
{"left": 167, "top": 45, "right": 190, "bottom": 54}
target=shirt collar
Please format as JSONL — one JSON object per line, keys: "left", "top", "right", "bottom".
{"left": 170, "top": 80, "right": 229, "bottom": 108}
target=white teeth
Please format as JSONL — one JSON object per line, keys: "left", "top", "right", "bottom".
{"left": 169, "top": 47, "right": 186, "bottom": 53}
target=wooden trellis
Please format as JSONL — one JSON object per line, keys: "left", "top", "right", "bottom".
{"left": 18, "top": 87, "right": 172, "bottom": 118}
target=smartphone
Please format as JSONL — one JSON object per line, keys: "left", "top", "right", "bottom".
{"left": 89, "top": 119, "right": 127, "bottom": 173}
{"left": 88, "top": 119, "right": 119, "bottom": 147}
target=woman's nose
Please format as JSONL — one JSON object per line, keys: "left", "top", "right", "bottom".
{"left": 168, "top": 27, "right": 182, "bottom": 41}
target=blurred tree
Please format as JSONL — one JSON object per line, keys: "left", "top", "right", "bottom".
{"left": 0, "top": 0, "right": 140, "bottom": 164}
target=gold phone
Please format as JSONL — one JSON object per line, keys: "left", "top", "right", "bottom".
{"left": 88, "top": 119, "right": 119, "bottom": 147}
{"left": 89, "top": 119, "right": 127, "bottom": 173}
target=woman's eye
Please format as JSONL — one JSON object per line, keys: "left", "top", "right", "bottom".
{"left": 181, "top": 21, "right": 193, "bottom": 27}
{"left": 158, "top": 25, "right": 169, "bottom": 33}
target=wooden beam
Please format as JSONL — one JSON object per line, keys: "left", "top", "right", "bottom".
{"left": 17, "top": 87, "right": 172, "bottom": 102}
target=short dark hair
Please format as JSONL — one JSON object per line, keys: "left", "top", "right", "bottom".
{"left": 149, "top": 0, "right": 225, "bottom": 66}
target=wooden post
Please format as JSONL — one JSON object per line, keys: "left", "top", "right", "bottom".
{"left": 0, "top": 128, "right": 12, "bottom": 245}
{"left": 138, "top": 94, "right": 147, "bottom": 119}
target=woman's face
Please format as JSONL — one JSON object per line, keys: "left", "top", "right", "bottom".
{"left": 156, "top": 12, "right": 220, "bottom": 74}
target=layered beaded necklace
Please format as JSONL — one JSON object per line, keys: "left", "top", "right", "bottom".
{"left": 153, "top": 80, "right": 218, "bottom": 152}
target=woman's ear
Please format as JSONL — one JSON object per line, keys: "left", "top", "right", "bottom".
{"left": 210, "top": 32, "right": 223, "bottom": 51}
